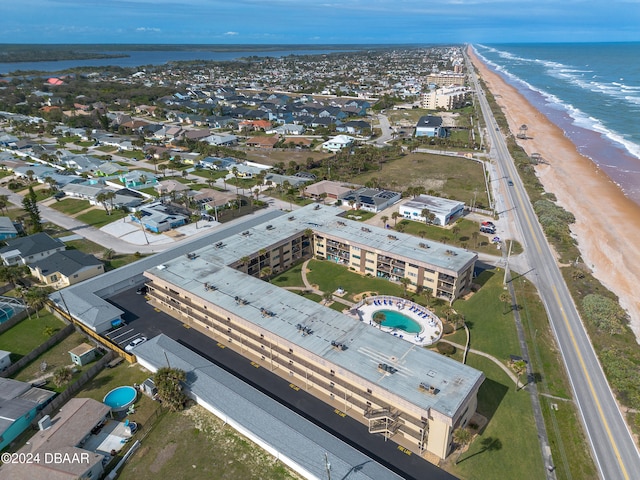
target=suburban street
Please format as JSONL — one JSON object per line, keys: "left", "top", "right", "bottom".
{"left": 467, "top": 52, "right": 640, "bottom": 480}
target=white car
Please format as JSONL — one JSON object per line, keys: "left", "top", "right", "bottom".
{"left": 124, "top": 336, "right": 147, "bottom": 352}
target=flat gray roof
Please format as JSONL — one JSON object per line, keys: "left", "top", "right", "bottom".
{"left": 135, "top": 334, "right": 406, "bottom": 480}
{"left": 177, "top": 204, "right": 476, "bottom": 275}
{"left": 401, "top": 195, "right": 464, "bottom": 215}
{"left": 149, "top": 258, "right": 483, "bottom": 418}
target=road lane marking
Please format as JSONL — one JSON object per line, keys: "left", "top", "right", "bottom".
{"left": 552, "top": 286, "right": 629, "bottom": 480}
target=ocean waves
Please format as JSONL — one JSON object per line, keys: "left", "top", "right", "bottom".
{"left": 474, "top": 44, "right": 640, "bottom": 163}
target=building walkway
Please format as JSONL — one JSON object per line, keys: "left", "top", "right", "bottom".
{"left": 299, "top": 258, "right": 354, "bottom": 308}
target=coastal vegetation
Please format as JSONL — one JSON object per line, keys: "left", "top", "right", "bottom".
{"left": 478, "top": 70, "right": 640, "bottom": 449}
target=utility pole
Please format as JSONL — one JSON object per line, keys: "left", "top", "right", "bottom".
{"left": 324, "top": 453, "right": 331, "bottom": 480}
{"left": 503, "top": 240, "right": 513, "bottom": 285}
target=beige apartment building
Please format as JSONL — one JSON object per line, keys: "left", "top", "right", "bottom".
{"left": 142, "top": 204, "right": 482, "bottom": 460}
{"left": 426, "top": 72, "right": 466, "bottom": 87}
{"left": 420, "top": 86, "right": 469, "bottom": 111}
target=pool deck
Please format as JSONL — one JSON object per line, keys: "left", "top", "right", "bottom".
{"left": 357, "top": 296, "right": 443, "bottom": 346}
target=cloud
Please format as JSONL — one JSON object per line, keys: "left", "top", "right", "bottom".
{"left": 224, "top": 31, "right": 239, "bottom": 36}
{"left": 136, "top": 27, "right": 161, "bottom": 32}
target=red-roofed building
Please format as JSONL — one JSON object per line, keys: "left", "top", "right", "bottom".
{"left": 47, "top": 77, "right": 64, "bottom": 86}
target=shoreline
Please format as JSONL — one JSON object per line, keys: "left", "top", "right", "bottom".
{"left": 468, "top": 46, "right": 640, "bottom": 340}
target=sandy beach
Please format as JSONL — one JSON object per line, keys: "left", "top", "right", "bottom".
{"left": 468, "top": 46, "right": 640, "bottom": 340}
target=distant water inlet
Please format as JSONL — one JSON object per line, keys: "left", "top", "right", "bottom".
{"left": 357, "top": 296, "right": 442, "bottom": 346}
{"left": 103, "top": 386, "right": 137, "bottom": 412}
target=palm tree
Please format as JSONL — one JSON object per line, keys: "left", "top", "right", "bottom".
{"left": 399, "top": 277, "right": 411, "bottom": 295}
{"left": 451, "top": 225, "right": 461, "bottom": 242}
{"left": 499, "top": 291, "right": 511, "bottom": 314}
{"left": 190, "top": 213, "right": 200, "bottom": 229}
{"left": 512, "top": 359, "right": 528, "bottom": 390}
{"left": 239, "top": 256, "right": 251, "bottom": 273}
{"left": 0, "top": 264, "right": 26, "bottom": 289}
{"left": 24, "top": 286, "right": 53, "bottom": 318}
{"left": 391, "top": 211, "right": 400, "bottom": 226}
{"left": 95, "top": 192, "right": 109, "bottom": 214}
{"left": 322, "top": 291, "right": 333, "bottom": 304}
{"left": 380, "top": 215, "right": 389, "bottom": 228}
{"left": 105, "top": 191, "right": 116, "bottom": 213}
{"left": 154, "top": 367, "right": 188, "bottom": 412}
{"left": 259, "top": 266, "right": 272, "bottom": 282}
{"left": 421, "top": 208, "right": 431, "bottom": 224}
{"left": 423, "top": 288, "right": 433, "bottom": 307}
{"left": 453, "top": 427, "right": 472, "bottom": 464}
{"left": 53, "top": 366, "right": 73, "bottom": 388}
{"left": 133, "top": 210, "right": 150, "bottom": 245}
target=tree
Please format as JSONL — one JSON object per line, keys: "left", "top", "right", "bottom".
{"left": 95, "top": 192, "right": 109, "bottom": 214}
{"left": 0, "top": 264, "right": 26, "bottom": 289}
{"left": 391, "top": 211, "right": 400, "bottom": 226}
{"left": 451, "top": 225, "right": 461, "bottom": 241}
{"left": 103, "top": 248, "right": 115, "bottom": 260}
{"left": 133, "top": 210, "right": 150, "bottom": 245}
{"left": 259, "top": 266, "right": 273, "bottom": 282}
{"left": 499, "top": 291, "right": 511, "bottom": 314}
{"left": 24, "top": 286, "right": 53, "bottom": 318}
{"left": 423, "top": 288, "right": 433, "bottom": 307}
{"left": 53, "top": 366, "right": 73, "bottom": 388}
{"left": 471, "top": 231, "right": 480, "bottom": 248}
{"left": 512, "top": 359, "right": 528, "bottom": 390}
{"left": 453, "top": 427, "right": 472, "bottom": 464}
{"left": 190, "top": 213, "right": 200, "bottom": 229}
{"left": 0, "top": 194, "right": 9, "bottom": 214}
{"left": 154, "top": 367, "right": 188, "bottom": 412}
{"left": 22, "top": 186, "right": 42, "bottom": 233}
{"left": 322, "top": 291, "right": 333, "bottom": 304}
{"left": 380, "top": 215, "right": 389, "bottom": 228}
{"left": 399, "top": 277, "right": 411, "bottom": 295}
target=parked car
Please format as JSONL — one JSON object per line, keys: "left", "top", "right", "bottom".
{"left": 124, "top": 336, "right": 147, "bottom": 352}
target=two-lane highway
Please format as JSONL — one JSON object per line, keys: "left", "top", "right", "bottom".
{"left": 466, "top": 48, "right": 640, "bottom": 480}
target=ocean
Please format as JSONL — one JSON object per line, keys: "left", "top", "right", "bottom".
{"left": 473, "top": 43, "right": 640, "bottom": 205}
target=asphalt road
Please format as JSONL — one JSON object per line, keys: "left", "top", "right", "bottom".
{"left": 467, "top": 51, "right": 640, "bottom": 480}
{"left": 107, "top": 287, "right": 457, "bottom": 480}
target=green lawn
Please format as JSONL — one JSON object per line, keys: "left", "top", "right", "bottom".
{"left": 118, "top": 404, "right": 297, "bottom": 480}
{"left": 118, "top": 150, "right": 145, "bottom": 160}
{"left": 13, "top": 331, "right": 91, "bottom": 391}
{"left": 450, "top": 269, "right": 520, "bottom": 362}
{"left": 306, "top": 259, "right": 407, "bottom": 302}
{"left": 271, "top": 263, "right": 305, "bottom": 288}
{"left": 76, "top": 208, "right": 126, "bottom": 228}
{"left": 189, "top": 169, "right": 229, "bottom": 181}
{"left": 450, "top": 357, "right": 546, "bottom": 480}
{"left": 48, "top": 198, "right": 91, "bottom": 215}
{"left": 0, "top": 312, "right": 65, "bottom": 360}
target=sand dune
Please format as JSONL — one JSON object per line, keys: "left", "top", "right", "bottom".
{"left": 468, "top": 46, "right": 640, "bottom": 341}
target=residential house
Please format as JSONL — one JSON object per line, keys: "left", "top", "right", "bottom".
{"left": 204, "top": 133, "right": 238, "bottom": 146}
{"left": 155, "top": 179, "right": 191, "bottom": 199}
{"left": 0, "top": 233, "right": 66, "bottom": 266}
{"left": 321, "top": 135, "right": 355, "bottom": 152}
{"left": 0, "top": 378, "right": 56, "bottom": 451}
{"left": 399, "top": 194, "right": 465, "bottom": 226}
{"left": 119, "top": 171, "right": 158, "bottom": 188}
{"left": 29, "top": 250, "right": 104, "bottom": 288}
{"left": 130, "top": 203, "right": 187, "bottom": 233}
{"left": 336, "top": 120, "right": 371, "bottom": 136}
{"left": 0, "top": 217, "right": 19, "bottom": 240}
{"left": 246, "top": 135, "right": 280, "bottom": 149}
{"left": 415, "top": 115, "right": 447, "bottom": 138}
{"left": 303, "top": 180, "right": 353, "bottom": 202}
{"left": 263, "top": 173, "right": 311, "bottom": 189}
{"left": 200, "top": 156, "right": 237, "bottom": 170}
{"left": 342, "top": 188, "right": 402, "bottom": 213}
{"left": 267, "top": 124, "right": 305, "bottom": 135}
{"left": 0, "top": 397, "right": 110, "bottom": 480}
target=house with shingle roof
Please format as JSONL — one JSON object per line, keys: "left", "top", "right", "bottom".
{"left": 0, "top": 233, "right": 66, "bottom": 266}
{"left": 29, "top": 250, "right": 104, "bottom": 288}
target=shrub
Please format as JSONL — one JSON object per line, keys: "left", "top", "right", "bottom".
{"left": 437, "top": 342, "right": 456, "bottom": 355}
{"left": 442, "top": 323, "right": 454, "bottom": 335}
{"left": 582, "top": 294, "right": 627, "bottom": 335}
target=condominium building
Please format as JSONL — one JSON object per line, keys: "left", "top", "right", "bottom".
{"left": 420, "top": 86, "right": 469, "bottom": 110}
{"left": 426, "top": 72, "right": 466, "bottom": 87}
{"left": 142, "top": 204, "right": 482, "bottom": 460}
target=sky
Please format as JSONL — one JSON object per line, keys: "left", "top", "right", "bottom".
{"left": 1, "top": 0, "right": 639, "bottom": 45}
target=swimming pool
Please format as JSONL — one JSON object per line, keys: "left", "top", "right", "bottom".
{"left": 376, "top": 309, "right": 422, "bottom": 334}
{"left": 103, "top": 386, "right": 137, "bottom": 412}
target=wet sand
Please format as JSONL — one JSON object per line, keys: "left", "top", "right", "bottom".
{"left": 468, "top": 46, "right": 640, "bottom": 340}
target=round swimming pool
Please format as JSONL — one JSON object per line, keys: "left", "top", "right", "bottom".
{"left": 103, "top": 386, "right": 137, "bottom": 412}
{"left": 376, "top": 309, "right": 422, "bottom": 334}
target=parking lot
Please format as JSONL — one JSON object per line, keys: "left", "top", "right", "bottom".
{"left": 102, "top": 286, "right": 456, "bottom": 480}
